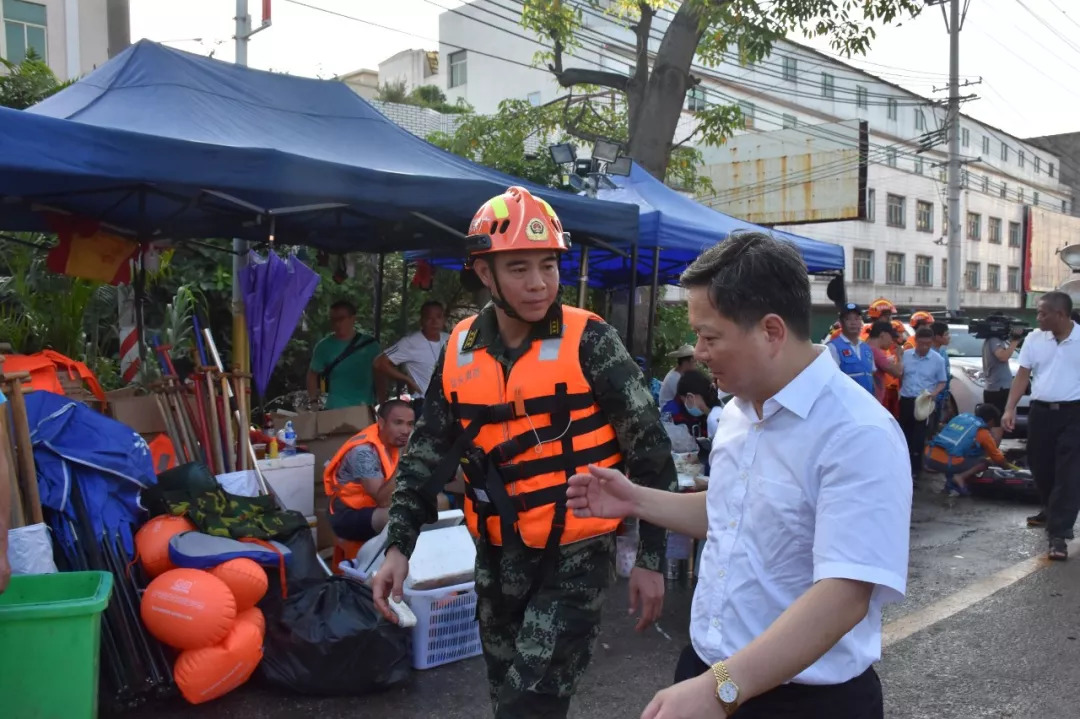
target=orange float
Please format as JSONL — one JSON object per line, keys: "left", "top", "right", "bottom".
{"left": 209, "top": 558, "right": 268, "bottom": 612}
{"left": 134, "top": 515, "right": 196, "bottom": 578}
{"left": 173, "top": 615, "right": 264, "bottom": 705}
{"left": 236, "top": 607, "right": 265, "bottom": 636}
{"left": 141, "top": 568, "right": 237, "bottom": 650}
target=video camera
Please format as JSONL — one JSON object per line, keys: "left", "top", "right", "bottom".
{"left": 968, "top": 314, "right": 1028, "bottom": 340}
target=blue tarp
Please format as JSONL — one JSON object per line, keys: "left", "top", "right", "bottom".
{"left": 0, "top": 40, "right": 638, "bottom": 252}
{"left": 415, "top": 162, "right": 844, "bottom": 288}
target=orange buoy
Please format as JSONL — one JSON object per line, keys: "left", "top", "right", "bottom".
{"left": 134, "top": 515, "right": 196, "bottom": 578}
{"left": 174, "top": 614, "right": 264, "bottom": 705}
{"left": 209, "top": 558, "right": 268, "bottom": 612}
{"left": 141, "top": 568, "right": 236, "bottom": 650}
{"left": 236, "top": 606, "right": 265, "bottom": 636}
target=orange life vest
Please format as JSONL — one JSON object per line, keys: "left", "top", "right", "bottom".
{"left": 442, "top": 305, "right": 623, "bottom": 549}
{"left": 322, "top": 423, "right": 399, "bottom": 512}
{"left": 148, "top": 434, "right": 178, "bottom": 474}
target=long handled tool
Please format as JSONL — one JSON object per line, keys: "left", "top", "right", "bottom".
{"left": 204, "top": 328, "right": 236, "bottom": 474}
{"left": 4, "top": 372, "right": 44, "bottom": 524}
{"left": 194, "top": 315, "right": 225, "bottom": 474}
{"left": 0, "top": 406, "right": 25, "bottom": 529}
{"left": 153, "top": 340, "right": 205, "bottom": 467}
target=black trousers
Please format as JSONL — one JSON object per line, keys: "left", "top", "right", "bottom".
{"left": 1027, "top": 402, "right": 1080, "bottom": 540}
{"left": 674, "top": 645, "right": 883, "bottom": 718}
{"left": 898, "top": 397, "right": 927, "bottom": 476}
{"left": 982, "top": 388, "right": 1010, "bottom": 415}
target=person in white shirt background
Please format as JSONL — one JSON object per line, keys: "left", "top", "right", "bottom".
{"left": 658, "top": 344, "right": 697, "bottom": 407}
{"left": 1002, "top": 291, "right": 1080, "bottom": 561}
{"left": 567, "top": 233, "right": 911, "bottom": 719}
{"left": 374, "top": 300, "right": 449, "bottom": 410}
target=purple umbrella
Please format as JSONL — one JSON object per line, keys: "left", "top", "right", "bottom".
{"left": 241, "top": 249, "right": 320, "bottom": 397}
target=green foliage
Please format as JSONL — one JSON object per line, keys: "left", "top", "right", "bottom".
{"left": 376, "top": 81, "right": 473, "bottom": 114}
{"left": 0, "top": 49, "right": 73, "bottom": 110}
{"left": 648, "top": 301, "right": 693, "bottom": 373}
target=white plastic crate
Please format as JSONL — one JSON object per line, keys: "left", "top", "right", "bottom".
{"left": 403, "top": 580, "right": 482, "bottom": 670}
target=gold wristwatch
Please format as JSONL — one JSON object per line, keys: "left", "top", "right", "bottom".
{"left": 711, "top": 660, "right": 741, "bottom": 714}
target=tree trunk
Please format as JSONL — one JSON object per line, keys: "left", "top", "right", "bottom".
{"left": 626, "top": 2, "right": 706, "bottom": 181}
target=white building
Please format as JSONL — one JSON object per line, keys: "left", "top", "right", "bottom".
{"left": 338, "top": 67, "right": 379, "bottom": 100}
{"left": 0, "top": 0, "right": 121, "bottom": 81}
{"left": 378, "top": 48, "right": 440, "bottom": 92}
{"left": 431, "top": 0, "right": 1073, "bottom": 314}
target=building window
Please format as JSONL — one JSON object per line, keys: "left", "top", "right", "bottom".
{"left": 987, "top": 264, "right": 1001, "bottom": 292}
{"left": 448, "top": 50, "right": 467, "bottom": 88}
{"left": 738, "top": 101, "right": 755, "bottom": 129}
{"left": 1033, "top": 191, "right": 1040, "bottom": 206}
{"left": 961, "top": 127, "right": 970, "bottom": 147}
{"left": 686, "top": 87, "right": 707, "bottom": 112}
{"left": 527, "top": 91, "right": 541, "bottom": 106}
{"left": 782, "top": 113, "right": 797, "bottom": 129}
{"left": 988, "top": 217, "right": 1001, "bottom": 244}
{"left": 1018, "top": 150, "right": 1025, "bottom": 168}
{"left": 1035, "top": 156, "right": 1041, "bottom": 174}
{"left": 1007, "top": 266, "right": 1021, "bottom": 292}
{"left": 914, "top": 156, "right": 924, "bottom": 175}
{"left": 886, "top": 147, "right": 898, "bottom": 168}
{"left": 982, "top": 136, "right": 991, "bottom": 155}
{"left": 916, "top": 200, "right": 933, "bottom": 232}
{"left": 915, "top": 109, "right": 925, "bottom": 130}
{"left": 942, "top": 203, "right": 948, "bottom": 234}
{"left": 1050, "top": 162, "right": 1056, "bottom": 178}
{"left": 886, "top": 253, "right": 905, "bottom": 285}
{"left": 783, "top": 55, "right": 798, "bottom": 82}
{"left": 853, "top": 249, "right": 874, "bottom": 282}
{"left": 1064, "top": 199, "right": 1070, "bottom": 213}
{"left": 967, "top": 212, "right": 981, "bottom": 241}
{"left": 982, "top": 176, "right": 989, "bottom": 193}
{"left": 1001, "top": 143, "right": 1009, "bottom": 162}
{"left": 916, "top": 255, "right": 933, "bottom": 286}
{"left": 2, "top": 0, "right": 48, "bottom": 64}
{"left": 887, "top": 98, "right": 897, "bottom": 120}
{"left": 1018, "top": 188, "right": 1025, "bottom": 203}
{"left": 1000, "top": 182, "right": 1007, "bottom": 199}
{"left": 965, "top": 262, "right": 980, "bottom": 291}
{"left": 865, "top": 188, "right": 876, "bottom": 223}
{"left": 856, "top": 85, "right": 868, "bottom": 109}
{"left": 941, "top": 258, "right": 948, "bottom": 288}
{"left": 887, "top": 194, "right": 905, "bottom": 228}
{"left": 1008, "top": 221, "right": 1021, "bottom": 247}
{"left": 821, "top": 72, "right": 835, "bottom": 99}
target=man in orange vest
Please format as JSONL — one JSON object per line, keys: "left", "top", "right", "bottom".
{"left": 902, "top": 311, "right": 934, "bottom": 351}
{"left": 865, "top": 298, "right": 905, "bottom": 418}
{"left": 323, "top": 399, "right": 415, "bottom": 542}
{"left": 372, "top": 186, "right": 676, "bottom": 718}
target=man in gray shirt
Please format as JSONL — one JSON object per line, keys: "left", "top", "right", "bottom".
{"left": 982, "top": 331, "right": 1019, "bottom": 414}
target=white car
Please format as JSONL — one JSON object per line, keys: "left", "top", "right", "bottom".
{"left": 938, "top": 324, "right": 1029, "bottom": 437}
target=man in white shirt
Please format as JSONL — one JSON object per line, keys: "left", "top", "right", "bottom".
{"left": 659, "top": 345, "right": 696, "bottom": 407}
{"left": 374, "top": 301, "right": 449, "bottom": 408}
{"left": 1002, "top": 291, "right": 1080, "bottom": 560}
{"left": 567, "top": 233, "right": 911, "bottom": 718}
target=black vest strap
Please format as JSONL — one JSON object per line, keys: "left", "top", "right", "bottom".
{"left": 496, "top": 438, "right": 621, "bottom": 483}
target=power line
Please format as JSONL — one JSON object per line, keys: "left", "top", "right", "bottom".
{"left": 1046, "top": 0, "right": 1080, "bottom": 33}
{"left": 1013, "top": 0, "right": 1080, "bottom": 58}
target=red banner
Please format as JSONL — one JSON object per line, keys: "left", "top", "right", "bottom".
{"left": 45, "top": 215, "right": 138, "bottom": 285}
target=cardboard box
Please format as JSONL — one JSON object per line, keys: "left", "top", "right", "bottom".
{"left": 106, "top": 389, "right": 166, "bottom": 435}
{"left": 272, "top": 405, "right": 372, "bottom": 441}
{"left": 271, "top": 410, "right": 318, "bottom": 441}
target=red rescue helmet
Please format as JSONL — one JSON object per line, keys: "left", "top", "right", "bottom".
{"left": 465, "top": 186, "right": 570, "bottom": 260}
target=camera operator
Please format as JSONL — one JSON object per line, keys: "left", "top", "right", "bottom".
{"left": 981, "top": 324, "right": 1021, "bottom": 414}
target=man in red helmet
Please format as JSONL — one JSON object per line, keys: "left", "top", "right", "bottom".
{"left": 372, "top": 186, "right": 676, "bottom": 718}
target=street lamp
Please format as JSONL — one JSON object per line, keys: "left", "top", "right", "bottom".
{"left": 1059, "top": 244, "right": 1080, "bottom": 272}
{"left": 548, "top": 143, "right": 577, "bottom": 166}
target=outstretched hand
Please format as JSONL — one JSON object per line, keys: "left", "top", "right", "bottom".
{"left": 567, "top": 464, "right": 640, "bottom": 520}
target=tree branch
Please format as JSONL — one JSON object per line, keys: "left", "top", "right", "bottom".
{"left": 549, "top": 66, "right": 629, "bottom": 91}
{"left": 559, "top": 95, "right": 607, "bottom": 145}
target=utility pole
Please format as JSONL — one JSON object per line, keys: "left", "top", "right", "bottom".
{"left": 945, "top": 0, "right": 962, "bottom": 315}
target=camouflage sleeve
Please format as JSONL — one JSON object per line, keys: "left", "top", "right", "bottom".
{"left": 580, "top": 319, "right": 676, "bottom": 573}
{"left": 385, "top": 346, "right": 460, "bottom": 558}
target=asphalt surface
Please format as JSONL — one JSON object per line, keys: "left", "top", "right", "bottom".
{"left": 128, "top": 476, "right": 1074, "bottom": 719}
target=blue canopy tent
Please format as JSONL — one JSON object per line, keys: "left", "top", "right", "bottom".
{"left": 0, "top": 40, "right": 638, "bottom": 254}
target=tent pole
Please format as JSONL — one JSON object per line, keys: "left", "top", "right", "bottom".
{"left": 626, "top": 241, "right": 639, "bottom": 352}
{"left": 374, "top": 253, "right": 385, "bottom": 342}
{"left": 643, "top": 246, "right": 662, "bottom": 379}
{"left": 231, "top": 0, "right": 252, "bottom": 378}
{"left": 400, "top": 256, "right": 409, "bottom": 336}
{"left": 577, "top": 245, "right": 590, "bottom": 308}
{"left": 134, "top": 190, "right": 148, "bottom": 375}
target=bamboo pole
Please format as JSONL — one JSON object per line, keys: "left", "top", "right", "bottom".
{"left": 200, "top": 367, "right": 226, "bottom": 475}
{"left": 0, "top": 409, "right": 26, "bottom": 529}
{"left": 4, "top": 374, "right": 43, "bottom": 524}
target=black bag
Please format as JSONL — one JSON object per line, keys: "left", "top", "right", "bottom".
{"left": 259, "top": 577, "right": 412, "bottom": 696}
{"left": 320, "top": 334, "right": 375, "bottom": 393}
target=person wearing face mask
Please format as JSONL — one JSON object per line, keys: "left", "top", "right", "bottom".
{"left": 661, "top": 369, "right": 720, "bottom": 438}
{"left": 371, "top": 186, "right": 676, "bottom": 719}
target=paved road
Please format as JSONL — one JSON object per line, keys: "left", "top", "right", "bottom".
{"left": 134, "top": 477, "right": 1072, "bottom": 719}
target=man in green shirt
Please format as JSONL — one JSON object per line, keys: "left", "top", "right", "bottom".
{"left": 306, "top": 300, "right": 380, "bottom": 409}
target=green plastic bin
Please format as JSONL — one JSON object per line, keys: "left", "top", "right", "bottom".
{"left": 0, "top": 571, "right": 114, "bottom": 719}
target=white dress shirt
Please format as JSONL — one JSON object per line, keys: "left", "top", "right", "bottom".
{"left": 1017, "top": 323, "right": 1080, "bottom": 402}
{"left": 692, "top": 348, "right": 911, "bottom": 685}
{"left": 383, "top": 330, "right": 449, "bottom": 396}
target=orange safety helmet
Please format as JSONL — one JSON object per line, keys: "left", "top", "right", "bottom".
{"left": 867, "top": 298, "right": 897, "bottom": 319}
{"left": 909, "top": 311, "right": 934, "bottom": 328}
{"left": 465, "top": 186, "right": 571, "bottom": 259}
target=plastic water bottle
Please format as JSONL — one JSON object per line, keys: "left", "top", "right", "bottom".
{"left": 282, "top": 421, "right": 297, "bottom": 457}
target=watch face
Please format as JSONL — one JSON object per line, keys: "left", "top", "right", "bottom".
{"left": 717, "top": 680, "right": 739, "bottom": 704}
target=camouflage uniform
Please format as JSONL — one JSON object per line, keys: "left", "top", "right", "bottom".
{"left": 386, "top": 302, "right": 676, "bottom": 718}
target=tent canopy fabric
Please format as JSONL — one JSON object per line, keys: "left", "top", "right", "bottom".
{"left": 0, "top": 40, "right": 638, "bottom": 252}
{"left": 415, "top": 162, "right": 845, "bottom": 288}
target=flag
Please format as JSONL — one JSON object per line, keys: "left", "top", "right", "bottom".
{"left": 46, "top": 215, "right": 138, "bottom": 285}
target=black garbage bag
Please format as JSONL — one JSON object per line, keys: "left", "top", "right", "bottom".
{"left": 259, "top": 576, "right": 412, "bottom": 695}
